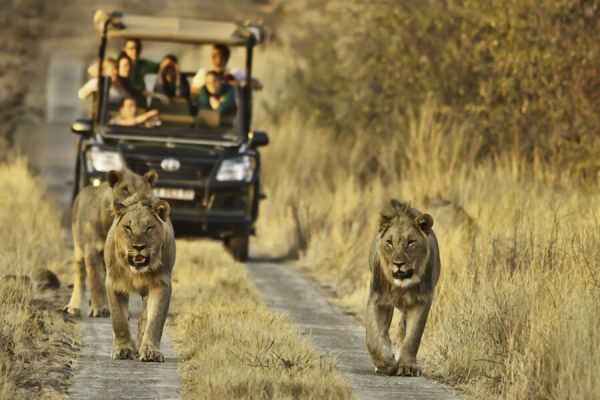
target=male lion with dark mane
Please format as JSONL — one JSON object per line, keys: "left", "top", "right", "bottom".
{"left": 104, "top": 195, "right": 175, "bottom": 362}
{"left": 63, "top": 169, "right": 158, "bottom": 317}
{"left": 366, "top": 199, "right": 440, "bottom": 376}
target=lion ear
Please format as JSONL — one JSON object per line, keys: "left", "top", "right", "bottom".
{"left": 152, "top": 200, "right": 170, "bottom": 222}
{"left": 415, "top": 214, "right": 434, "bottom": 233}
{"left": 379, "top": 199, "right": 405, "bottom": 233}
{"left": 144, "top": 169, "right": 159, "bottom": 187}
{"left": 107, "top": 170, "right": 123, "bottom": 188}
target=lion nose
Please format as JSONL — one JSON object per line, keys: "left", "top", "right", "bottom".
{"left": 393, "top": 260, "right": 407, "bottom": 270}
{"left": 132, "top": 244, "right": 146, "bottom": 252}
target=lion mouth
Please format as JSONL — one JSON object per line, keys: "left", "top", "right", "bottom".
{"left": 393, "top": 269, "right": 414, "bottom": 280}
{"left": 128, "top": 254, "right": 150, "bottom": 269}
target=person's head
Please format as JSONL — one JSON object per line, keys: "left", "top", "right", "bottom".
{"left": 162, "top": 54, "right": 179, "bottom": 66}
{"left": 119, "top": 96, "right": 137, "bottom": 119}
{"left": 161, "top": 65, "right": 177, "bottom": 84}
{"left": 117, "top": 52, "right": 133, "bottom": 78}
{"left": 211, "top": 45, "right": 230, "bottom": 70}
{"left": 205, "top": 71, "right": 223, "bottom": 95}
{"left": 123, "top": 39, "right": 142, "bottom": 63}
{"left": 105, "top": 58, "right": 118, "bottom": 81}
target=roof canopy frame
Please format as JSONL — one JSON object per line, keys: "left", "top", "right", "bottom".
{"left": 94, "top": 10, "right": 265, "bottom": 47}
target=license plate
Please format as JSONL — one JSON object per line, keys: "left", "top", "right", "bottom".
{"left": 153, "top": 188, "right": 195, "bottom": 201}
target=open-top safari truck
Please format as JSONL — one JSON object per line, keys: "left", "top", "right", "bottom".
{"left": 71, "top": 11, "right": 269, "bottom": 261}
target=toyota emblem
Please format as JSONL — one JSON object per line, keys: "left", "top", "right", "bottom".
{"left": 160, "top": 158, "right": 181, "bottom": 172}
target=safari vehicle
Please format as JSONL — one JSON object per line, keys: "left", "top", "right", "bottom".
{"left": 71, "top": 11, "right": 269, "bottom": 261}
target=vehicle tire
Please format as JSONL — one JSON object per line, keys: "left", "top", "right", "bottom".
{"left": 226, "top": 228, "right": 249, "bottom": 262}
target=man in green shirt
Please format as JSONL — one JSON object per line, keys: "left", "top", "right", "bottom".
{"left": 198, "top": 71, "right": 236, "bottom": 116}
{"left": 122, "top": 38, "right": 160, "bottom": 92}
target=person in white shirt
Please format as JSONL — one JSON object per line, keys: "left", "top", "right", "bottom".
{"left": 190, "top": 44, "right": 261, "bottom": 96}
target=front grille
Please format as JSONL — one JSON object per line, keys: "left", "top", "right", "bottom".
{"left": 123, "top": 153, "right": 216, "bottom": 182}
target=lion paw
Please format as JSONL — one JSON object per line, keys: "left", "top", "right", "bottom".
{"left": 395, "top": 363, "right": 421, "bottom": 377}
{"left": 62, "top": 305, "right": 81, "bottom": 317}
{"left": 88, "top": 307, "right": 110, "bottom": 318}
{"left": 112, "top": 344, "right": 137, "bottom": 360}
{"left": 138, "top": 343, "right": 164, "bottom": 362}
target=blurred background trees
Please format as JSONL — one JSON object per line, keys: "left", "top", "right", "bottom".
{"left": 275, "top": 0, "right": 600, "bottom": 179}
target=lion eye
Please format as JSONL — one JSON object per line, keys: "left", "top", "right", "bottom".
{"left": 124, "top": 225, "right": 132, "bottom": 233}
{"left": 386, "top": 239, "right": 393, "bottom": 248}
{"left": 122, "top": 186, "right": 130, "bottom": 196}
{"left": 146, "top": 226, "right": 154, "bottom": 233}
{"left": 407, "top": 239, "right": 416, "bottom": 247}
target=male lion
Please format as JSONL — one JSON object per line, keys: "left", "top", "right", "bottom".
{"left": 63, "top": 169, "right": 158, "bottom": 317}
{"left": 366, "top": 199, "right": 440, "bottom": 376}
{"left": 104, "top": 196, "right": 175, "bottom": 362}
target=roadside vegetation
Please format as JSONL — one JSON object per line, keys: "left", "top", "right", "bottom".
{"left": 0, "top": 158, "right": 77, "bottom": 399}
{"left": 168, "top": 241, "right": 352, "bottom": 400}
{"left": 254, "top": 1, "right": 600, "bottom": 399}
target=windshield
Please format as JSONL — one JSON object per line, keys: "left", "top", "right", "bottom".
{"left": 92, "top": 39, "right": 248, "bottom": 141}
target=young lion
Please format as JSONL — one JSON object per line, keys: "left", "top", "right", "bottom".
{"left": 366, "top": 199, "right": 441, "bottom": 376}
{"left": 63, "top": 169, "right": 158, "bottom": 317}
{"left": 104, "top": 196, "right": 175, "bottom": 362}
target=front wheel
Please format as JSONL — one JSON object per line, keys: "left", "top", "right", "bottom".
{"left": 225, "top": 228, "right": 249, "bottom": 262}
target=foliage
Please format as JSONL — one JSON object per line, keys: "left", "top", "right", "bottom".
{"left": 278, "top": 0, "right": 600, "bottom": 177}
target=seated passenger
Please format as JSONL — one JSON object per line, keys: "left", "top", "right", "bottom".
{"left": 153, "top": 54, "right": 190, "bottom": 98}
{"left": 198, "top": 71, "right": 236, "bottom": 116}
{"left": 109, "top": 96, "right": 160, "bottom": 127}
{"left": 122, "top": 38, "right": 159, "bottom": 92}
{"left": 78, "top": 58, "right": 131, "bottom": 103}
{"left": 190, "top": 44, "right": 262, "bottom": 97}
{"left": 116, "top": 52, "right": 170, "bottom": 108}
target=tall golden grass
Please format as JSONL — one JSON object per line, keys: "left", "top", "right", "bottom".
{"left": 169, "top": 241, "right": 352, "bottom": 399}
{"left": 255, "top": 99, "right": 600, "bottom": 398}
{"left": 0, "top": 158, "right": 75, "bottom": 399}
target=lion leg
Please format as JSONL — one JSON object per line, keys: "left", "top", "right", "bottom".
{"left": 395, "top": 302, "right": 431, "bottom": 377}
{"left": 84, "top": 248, "right": 110, "bottom": 317}
{"left": 63, "top": 248, "right": 85, "bottom": 316}
{"left": 138, "top": 285, "right": 171, "bottom": 362}
{"left": 393, "top": 310, "right": 407, "bottom": 359}
{"left": 366, "top": 296, "right": 396, "bottom": 375}
{"left": 107, "top": 287, "right": 136, "bottom": 360}
{"left": 137, "top": 295, "right": 148, "bottom": 347}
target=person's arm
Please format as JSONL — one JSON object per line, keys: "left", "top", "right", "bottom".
{"left": 78, "top": 78, "right": 98, "bottom": 100}
{"left": 198, "top": 87, "right": 211, "bottom": 110}
{"left": 179, "top": 76, "right": 190, "bottom": 99}
{"left": 217, "top": 85, "right": 236, "bottom": 114}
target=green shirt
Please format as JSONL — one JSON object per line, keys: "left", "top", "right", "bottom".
{"left": 130, "top": 58, "right": 159, "bottom": 91}
{"left": 198, "top": 84, "right": 237, "bottom": 115}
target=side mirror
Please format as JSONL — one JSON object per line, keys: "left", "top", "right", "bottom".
{"left": 249, "top": 131, "right": 269, "bottom": 147}
{"left": 71, "top": 119, "right": 92, "bottom": 136}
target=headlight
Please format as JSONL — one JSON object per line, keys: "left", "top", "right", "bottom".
{"left": 86, "top": 147, "right": 124, "bottom": 172}
{"left": 216, "top": 156, "right": 254, "bottom": 182}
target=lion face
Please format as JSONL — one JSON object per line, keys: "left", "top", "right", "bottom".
{"left": 107, "top": 169, "right": 158, "bottom": 206}
{"left": 115, "top": 200, "right": 170, "bottom": 274}
{"left": 378, "top": 209, "right": 433, "bottom": 288}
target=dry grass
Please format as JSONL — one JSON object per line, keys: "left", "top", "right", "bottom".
{"left": 254, "top": 97, "right": 600, "bottom": 399}
{"left": 0, "top": 158, "right": 77, "bottom": 399}
{"left": 168, "top": 240, "right": 352, "bottom": 400}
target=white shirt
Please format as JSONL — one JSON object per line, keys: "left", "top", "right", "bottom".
{"left": 190, "top": 67, "right": 245, "bottom": 89}
{"left": 78, "top": 78, "right": 127, "bottom": 102}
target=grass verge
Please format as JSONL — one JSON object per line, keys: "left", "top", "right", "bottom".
{"left": 168, "top": 241, "right": 352, "bottom": 400}
{"left": 254, "top": 103, "right": 600, "bottom": 399}
{"left": 0, "top": 158, "right": 78, "bottom": 399}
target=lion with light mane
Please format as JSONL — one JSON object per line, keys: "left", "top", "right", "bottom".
{"left": 63, "top": 169, "right": 158, "bottom": 317}
{"left": 366, "top": 199, "right": 440, "bottom": 376}
{"left": 104, "top": 194, "right": 175, "bottom": 362}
